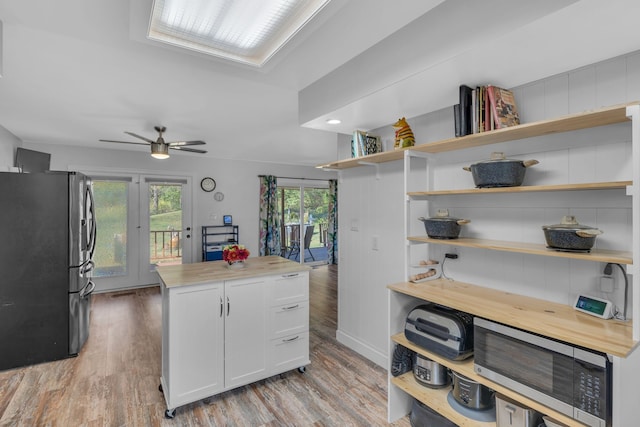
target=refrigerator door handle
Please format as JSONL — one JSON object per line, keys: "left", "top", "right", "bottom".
{"left": 81, "top": 260, "right": 95, "bottom": 275}
{"left": 86, "top": 184, "right": 97, "bottom": 259}
{"left": 79, "top": 281, "right": 96, "bottom": 299}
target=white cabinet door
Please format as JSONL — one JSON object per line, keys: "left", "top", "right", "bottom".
{"left": 224, "top": 276, "right": 269, "bottom": 388}
{"left": 165, "top": 281, "right": 224, "bottom": 408}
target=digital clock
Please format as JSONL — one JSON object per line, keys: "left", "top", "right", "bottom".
{"left": 573, "top": 294, "right": 614, "bottom": 319}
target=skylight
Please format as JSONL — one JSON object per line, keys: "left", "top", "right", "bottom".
{"left": 148, "top": 0, "right": 331, "bottom": 67}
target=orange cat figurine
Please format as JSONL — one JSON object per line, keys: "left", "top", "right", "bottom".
{"left": 393, "top": 117, "right": 415, "bottom": 149}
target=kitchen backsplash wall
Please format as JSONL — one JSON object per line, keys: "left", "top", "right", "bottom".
{"left": 338, "top": 49, "right": 640, "bottom": 368}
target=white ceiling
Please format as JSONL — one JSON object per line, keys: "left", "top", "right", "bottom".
{"left": 1, "top": 0, "right": 640, "bottom": 166}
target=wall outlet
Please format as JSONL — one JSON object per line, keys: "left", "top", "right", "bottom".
{"left": 372, "top": 235, "right": 379, "bottom": 251}
{"left": 600, "top": 275, "right": 615, "bottom": 293}
{"left": 350, "top": 219, "right": 359, "bottom": 231}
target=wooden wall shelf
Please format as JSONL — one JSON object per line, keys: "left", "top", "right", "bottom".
{"left": 317, "top": 103, "right": 637, "bottom": 170}
{"left": 407, "top": 236, "right": 633, "bottom": 265}
{"left": 386, "top": 102, "right": 640, "bottom": 425}
{"left": 408, "top": 181, "right": 632, "bottom": 197}
{"left": 389, "top": 279, "right": 636, "bottom": 357}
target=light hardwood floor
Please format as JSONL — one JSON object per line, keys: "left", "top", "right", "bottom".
{"left": 0, "top": 265, "right": 410, "bottom": 426}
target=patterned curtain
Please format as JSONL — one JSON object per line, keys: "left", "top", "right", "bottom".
{"left": 327, "top": 179, "right": 338, "bottom": 264}
{"left": 258, "top": 175, "right": 281, "bottom": 256}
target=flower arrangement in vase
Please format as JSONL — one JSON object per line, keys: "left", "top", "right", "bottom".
{"left": 223, "top": 244, "right": 250, "bottom": 268}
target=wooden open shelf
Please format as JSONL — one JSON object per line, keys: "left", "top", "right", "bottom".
{"left": 389, "top": 279, "right": 637, "bottom": 357}
{"left": 391, "top": 373, "right": 495, "bottom": 427}
{"left": 408, "top": 181, "right": 632, "bottom": 197}
{"left": 391, "top": 334, "right": 583, "bottom": 427}
{"left": 408, "top": 236, "right": 633, "bottom": 265}
{"left": 317, "top": 103, "right": 637, "bottom": 170}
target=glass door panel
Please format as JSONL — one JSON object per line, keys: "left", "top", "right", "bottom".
{"left": 90, "top": 175, "right": 140, "bottom": 292}
{"left": 279, "top": 187, "right": 302, "bottom": 260}
{"left": 303, "top": 187, "right": 329, "bottom": 265}
{"left": 140, "top": 176, "right": 192, "bottom": 285}
{"left": 278, "top": 184, "right": 329, "bottom": 265}
{"left": 93, "top": 180, "right": 129, "bottom": 277}
{"left": 148, "top": 183, "right": 183, "bottom": 267}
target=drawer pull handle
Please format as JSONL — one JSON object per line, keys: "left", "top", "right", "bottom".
{"left": 282, "top": 273, "right": 299, "bottom": 278}
{"left": 282, "top": 304, "right": 299, "bottom": 311}
{"left": 283, "top": 335, "right": 300, "bottom": 343}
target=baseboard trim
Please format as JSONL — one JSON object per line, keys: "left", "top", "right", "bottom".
{"left": 336, "top": 329, "right": 388, "bottom": 369}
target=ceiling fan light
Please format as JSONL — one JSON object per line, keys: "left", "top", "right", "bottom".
{"left": 151, "top": 142, "right": 170, "bottom": 159}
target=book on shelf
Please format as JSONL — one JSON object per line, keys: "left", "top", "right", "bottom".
{"left": 453, "top": 104, "right": 462, "bottom": 137}
{"left": 459, "top": 85, "right": 473, "bottom": 136}
{"left": 487, "top": 85, "right": 520, "bottom": 129}
{"left": 453, "top": 84, "right": 520, "bottom": 136}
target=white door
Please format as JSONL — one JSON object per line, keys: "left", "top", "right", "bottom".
{"left": 91, "top": 174, "right": 139, "bottom": 291}
{"left": 90, "top": 173, "right": 192, "bottom": 291}
{"left": 140, "top": 176, "right": 193, "bottom": 285}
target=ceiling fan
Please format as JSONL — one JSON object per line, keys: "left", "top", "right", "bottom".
{"left": 100, "top": 126, "right": 207, "bottom": 159}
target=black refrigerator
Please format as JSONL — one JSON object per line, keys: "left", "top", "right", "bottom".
{"left": 0, "top": 171, "right": 96, "bottom": 371}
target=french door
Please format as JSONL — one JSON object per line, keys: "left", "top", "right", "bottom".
{"left": 90, "top": 172, "right": 192, "bottom": 291}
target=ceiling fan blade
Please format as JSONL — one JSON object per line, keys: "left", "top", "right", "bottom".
{"left": 170, "top": 146, "right": 207, "bottom": 154}
{"left": 124, "top": 131, "right": 156, "bottom": 143}
{"left": 168, "top": 140, "right": 206, "bottom": 146}
{"left": 99, "top": 139, "right": 150, "bottom": 146}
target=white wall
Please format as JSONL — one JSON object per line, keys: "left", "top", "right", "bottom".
{"left": 337, "top": 50, "right": 640, "bottom": 368}
{"left": 23, "top": 142, "right": 338, "bottom": 263}
{"left": 0, "top": 124, "right": 21, "bottom": 169}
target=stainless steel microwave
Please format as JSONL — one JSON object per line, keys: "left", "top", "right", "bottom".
{"left": 473, "top": 317, "right": 612, "bottom": 427}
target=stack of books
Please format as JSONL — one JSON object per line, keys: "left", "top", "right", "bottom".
{"left": 454, "top": 85, "right": 520, "bottom": 137}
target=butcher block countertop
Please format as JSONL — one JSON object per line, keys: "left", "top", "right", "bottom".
{"left": 157, "top": 255, "right": 311, "bottom": 288}
{"left": 389, "top": 279, "right": 638, "bottom": 358}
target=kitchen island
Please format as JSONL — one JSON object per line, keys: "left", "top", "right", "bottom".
{"left": 157, "top": 256, "right": 311, "bottom": 419}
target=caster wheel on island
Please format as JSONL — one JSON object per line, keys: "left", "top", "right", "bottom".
{"left": 298, "top": 366, "right": 306, "bottom": 373}
{"left": 158, "top": 384, "right": 163, "bottom": 393}
{"left": 165, "top": 408, "right": 176, "bottom": 419}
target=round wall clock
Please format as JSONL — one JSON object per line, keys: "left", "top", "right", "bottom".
{"left": 214, "top": 191, "right": 224, "bottom": 201}
{"left": 200, "top": 177, "right": 216, "bottom": 192}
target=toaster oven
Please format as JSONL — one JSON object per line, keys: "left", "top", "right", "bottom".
{"left": 404, "top": 303, "right": 474, "bottom": 361}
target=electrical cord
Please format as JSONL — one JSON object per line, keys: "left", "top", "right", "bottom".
{"left": 441, "top": 253, "right": 457, "bottom": 280}
{"left": 605, "top": 263, "right": 629, "bottom": 321}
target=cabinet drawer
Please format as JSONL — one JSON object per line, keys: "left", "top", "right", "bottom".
{"left": 269, "top": 271, "right": 309, "bottom": 306}
{"left": 270, "top": 332, "right": 309, "bottom": 374}
{"left": 270, "top": 301, "right": 308, "bottom": 338}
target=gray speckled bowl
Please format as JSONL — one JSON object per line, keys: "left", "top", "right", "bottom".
{"left": 463, "top": 152, "right": 539, "bottom": 188}
{"left": 419, "top": 210, "right": 470, "bottom": 239}
{"left": 542, "top": 215, "right": 603, "bottom": 251}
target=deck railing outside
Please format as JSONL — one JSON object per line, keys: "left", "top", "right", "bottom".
{"left": 151, "top": 229, "right": 181, "bottom": 262}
